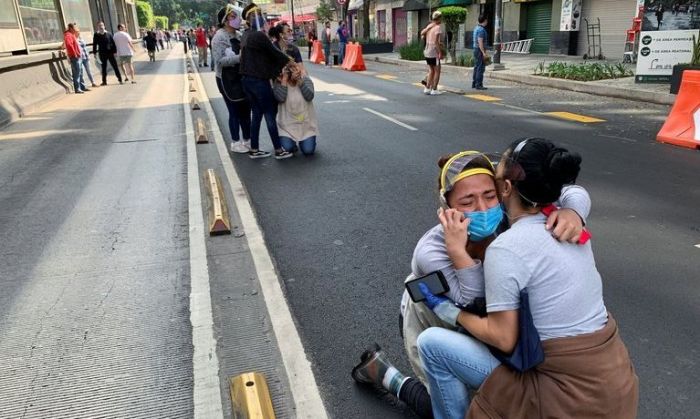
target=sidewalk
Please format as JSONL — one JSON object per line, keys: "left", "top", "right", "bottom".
{"left": 370, "top": 52, "right": 676, "bottom": 106}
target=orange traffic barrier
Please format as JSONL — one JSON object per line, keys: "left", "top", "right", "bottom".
{"left": 342, "top": 42, "right": 366, "bottom": 72}
{"left": 657, "top": 70, "right": 700, "bottom": 150}
{"left": 310, "top": 40, "right": 325, "bottom": 65}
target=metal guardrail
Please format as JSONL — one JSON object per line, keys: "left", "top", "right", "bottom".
{"left": 502, "top": 39, "right": 534, "bottom": 54}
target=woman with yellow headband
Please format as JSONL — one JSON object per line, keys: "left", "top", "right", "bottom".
{"left": 351, "top": 149, "right": 591, "bottom": 418}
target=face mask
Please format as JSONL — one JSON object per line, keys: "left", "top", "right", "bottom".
{"left": 228, "top": 17, "right": 241, "bottom": 29}
{"left": 464, "top": 204, "right": 503, "bottom": 242}
{"left": 286, "top": 34, "right": 294, "bottom": 42}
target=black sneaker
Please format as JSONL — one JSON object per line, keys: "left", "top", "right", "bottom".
{"left": 274, "top": 150, "right": 294, "bottom": 160}
{"left": 475, "top": 86, "right": 488, "bottom": 90}
{"left": 248, "top": 150, "right": 271, "bottom": 159}
{"left": 100, "top": 82, "right": 107, "bottom": 86}
{"left": 351, "top": 343, "right": 390, "bottom": 385}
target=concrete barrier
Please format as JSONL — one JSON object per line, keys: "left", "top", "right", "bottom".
{"left": 190, "top": 97, "right": 201, "bottom": 110}
{"left": 230, "top": 372, "right": 275, "bottom": 418}
{"left": 205, "top": 169, "right": 231, "bottom": 235}
{"left": 195, "top": 117, "right": 208, "bottom": 143}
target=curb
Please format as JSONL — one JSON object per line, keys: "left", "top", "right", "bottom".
{"left": 371, "top": 56, "right": 676, "bottom": 106}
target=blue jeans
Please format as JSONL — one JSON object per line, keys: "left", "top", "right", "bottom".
{"left": 418, "top": 327, "right": 501, "bottom": 419}
{"left": 69, "top": 58, "right": 86, "bottom": 92}
{"left": 280, "top": 136, "right": 316, "bottom": 155}
{"left": 338, "top": 42, "right": 346, "bottom": 64}
{"left": 216, "top": 77, "right": 251, "bottom": 143}
{"left": 242, "top": 76, "right": 281, "bottom": 150}
{"left": 472, "top": 49, "right": 485, "bottom": 88}
{"left": 81, "top": 57, "right": 94, "bottom": 85}
{"left": 323, "top": 43, "right": 331, "bottom": 66}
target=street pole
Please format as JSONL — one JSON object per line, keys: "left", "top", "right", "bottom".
{"left": 290, "top": 0, "right": 296, "bottom": 29}
{"left": 492, "top": 0, "right": 505, "bottom": 70}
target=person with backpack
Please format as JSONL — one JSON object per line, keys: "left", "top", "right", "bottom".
{"left": 213, "top": 5, "right": 252, "bottom": 154}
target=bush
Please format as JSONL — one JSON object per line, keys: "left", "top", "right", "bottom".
{"left": 437, "top": 6, "right": 468, "bottom": 64}
{"left": 154, "top": 15, "right": 168, "bottom": 30}
{"left": 399, "top": 40, "right": 424, "bottom": 61}
{"left": 136, "top": 1, "right": 155, "bottom": 28}
{"left": 455, "top": 53, "right": 474, "bottom": 67}
{"left": 534, "top": 60, "right": 634, "bottom": 81}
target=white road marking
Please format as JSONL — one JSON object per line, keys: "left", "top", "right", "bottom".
{"left": 363, "top": 107, "right": 418, "bottom": 131}
{"left": 183, "top": 57, "right": 224, "bottom": 418}
{"left": 694, "top": 244, "right": 700, "bottom": 249}
{"left": 193, "top": 62, "right": 329, "bottom": 419}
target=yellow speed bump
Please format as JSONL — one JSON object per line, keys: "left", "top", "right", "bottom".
{"left": 464, "top": 94, "right": 502, "bottom": 102}
{"left": 206, "top": 169, "right": 231, "bottom": 235}
{"left": 544, "top": 111, "right": 605, "bottom": 123}
{"left": 230, "top": 372, "right": 275, "bottom": 419}
{"left": 191, "top": 97, "right": 201, "bottom": 110}
{"left": 196, "top": 117, "right": 208, "bottom": 144}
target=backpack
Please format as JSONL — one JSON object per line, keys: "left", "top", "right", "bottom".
{"left": 221, "top": 37, "right": 245, "bottom": 102}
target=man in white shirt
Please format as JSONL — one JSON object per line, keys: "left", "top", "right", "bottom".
{"left": 113, "top": 24, "right": 136, "bottom": 84}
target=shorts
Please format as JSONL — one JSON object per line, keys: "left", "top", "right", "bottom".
{"left": 425, "top": 57, "right": 437, "bottom": 66}
{"left": 118, "top": 55, "right": 133, "bottom": 64}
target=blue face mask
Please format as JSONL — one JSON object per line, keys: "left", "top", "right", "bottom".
{"left": 464, "top": 204, "right": 504, "bottom": 242}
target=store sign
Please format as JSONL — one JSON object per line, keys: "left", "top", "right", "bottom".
{"left": 635, "top": 30, "right": 699, "bottom": 82}
{"left": 560, "top": 0, "right": 583, "bottom": 31}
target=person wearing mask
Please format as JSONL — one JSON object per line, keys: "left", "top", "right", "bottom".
{"left": 75, "top": 26, "right": 97, "bottom": 88}
{"left": 195, "top": 23, "right": 208, "bottom": 67}
{"left": 239, "top": 3, "right": 293, "bottom": 159}
{"left": 92, "top": 21, "right": 123, "bottom": 85}
{"left": 336, "top": 20, "right": 348, "bottom": 65}
{"left": 269, "top": 23, "right": 303, "bottom": 64}
{"left": 321, "top": 21, "right": 332, "bottom": 67}
{"left": 472, "top": 14, "right": 489, "bottom": 90}
{"left": 421, "top": 11, "right": 444, "bottom": 95}
{"left": 417, "top": 138, "right": 638, "bottom": 418}
{"left": 63, "top": 23, "right": 87, "bottom": 94}
{"left": 272, "top": 62, "right": 318, "bottom": 156}
{"left": 212, "top": 5, "right": 252, "bottom": 154}
{"left": 113, "top": 24, "right": 136, "bottom": 83}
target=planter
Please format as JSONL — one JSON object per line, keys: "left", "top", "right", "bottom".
{"left": 360, "top": 42, "right": 394, "bottom": 54}
{"left": 670, "top": 64, "right": 700, "bottom": 94}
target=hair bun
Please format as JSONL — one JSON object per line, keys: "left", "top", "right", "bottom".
{"left": 437, "top": 154, "right": 455, "bottom": 169}
{"left": 546, "top": 148, "right": 581, "bottom": 185}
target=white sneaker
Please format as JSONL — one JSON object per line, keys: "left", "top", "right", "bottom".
{"left": 423, "top": 87, "right": 431, "bottom": 95}
{"left": 243, "top": 139, "right": 251, "bottom": 150}
{"left": 430, "top": 90, "right": 444, "bottom": 96}
{"left": 230, "top": 141, "right": 249, "bottom": 153}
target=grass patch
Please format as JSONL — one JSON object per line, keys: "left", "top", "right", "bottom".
{"left": 454, "top": 53, "right": 474, "bottom": 67}
{"left": 533, "top": 61, "right": 634, "bottom": 81}
{"left": 399, "top": 40, "right": 424, "bottom": 61}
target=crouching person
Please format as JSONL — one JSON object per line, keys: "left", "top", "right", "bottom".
{"left": 273, "top": 62, "right": 318, "bottom": 156}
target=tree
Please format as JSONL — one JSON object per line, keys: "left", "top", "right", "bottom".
{"left": 154, "top": 16, "right": 169, "bottom": 29}
{"left": 315, "top": 0, "right": 335, "bottom": 25}
{"left": 437, "top": 6, "right": 467, "bottom": 64}
{"left": 136, "top": 1, "right": 155, "bottom": 28}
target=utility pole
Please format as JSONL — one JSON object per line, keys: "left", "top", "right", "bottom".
{"left": 290, "top": 0, "right": 296, "bottom": 29}
{"left": 492, "top": 0, "right": 505, "bottom": 70}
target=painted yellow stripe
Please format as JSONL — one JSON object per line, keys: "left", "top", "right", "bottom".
{"left": 464, "top": 94, "right": 502, "bottom": 102}
{"left": 376, "top": 74, "right": 398, "bottom": 80}
{"left": 412, "top": 82, "right": 424, "bottom": 88}
{"left": 544, "top": 111, "right": 606, "bottom": 123}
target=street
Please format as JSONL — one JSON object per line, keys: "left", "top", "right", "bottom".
{"left": 1, "top": 46, "right": 699, "bottom": 418}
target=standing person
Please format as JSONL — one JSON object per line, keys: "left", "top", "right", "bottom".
{"left": 212, "top": 4, "right": 252, "bottom": 154}
{"left": 655, "top": 6, "right": 665, "bottom": 30}
{"left": 208, "top": 26, "right": 217, "bottom": 67}
{"left": 76, "top": 27, "right": 97, "bottom": 88}
{"left": 336, "top": 20, "right": 348, "bottom": 65}
{"left": 188, "top": 29, "right": 197, "bottom": 53}
{"left": 92, "top": 21, "right": 123, "bottom": 85}
{"left": 240, "top": 3, "right": 294, "bottom": 159}
{"left": 321, "top": 21, "right": 332, "bottom": 67}
{"left": 273, "top": 62, "right": 318, "bottom": 156}
{"left": 421, "top": 11, "right": 444, "bottom": 95}
{"left": 156, "top": 28, "right": 164, "bottom": 50}
{"left": 307, "top": 28, "right": 317, "bottom": 60}
{"left": 63, "top": 23, "right": 88, "bottom": 94}
{"left": 180, "top": 29, "right": 188, "bottom": 53}
{"left": 113, "top": 24, "right": 136, "bottom": 83}
{"left": 472, "top": 14, "right": 489, "bottom": 90}
{"left": 195, "top": 23, "right": 208, "bottom": 67}
{"left": 165, "top": 30, "right": 172, "bottom": 48}
{"left": 145, "top": 30, "right": 158, "bottom": 61}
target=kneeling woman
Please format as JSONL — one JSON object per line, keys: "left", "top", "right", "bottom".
{"left": 419, "top": 138, "right": 638, "bottom": 419}
{"left": 272, "top": 62, "right": 318, "bottom": 156}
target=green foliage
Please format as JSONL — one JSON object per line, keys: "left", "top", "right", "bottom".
{"left": 535, "top": 61, "right": 634, "bottom": 81}
{"left": 348, "top": 37, "right": 390, "bottom": 44}
{"left": 455, "top": 53, "right": 474, "bottom": 67}
{"left": 399, "top": 40, "right": 424, "bottom": 61}
{"left": 154, "top": 15, "right": 169, "bottom": 29}
{"left": 692, "top": 35, "right": 700, "bottom": 66}
{"left": 171, "top": 22, "right": 179, "bottom": 30}
{"left": 315, "top": 0, "right": 335, "bottom": 24}
{"left": 437, "top": 6, "right": 467, "bottom": 64}
{"left": 136, "top": 1, "right": 155, "bottom": 28}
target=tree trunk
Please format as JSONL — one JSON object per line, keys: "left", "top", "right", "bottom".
{"left": 362, "top": 3, "right": 370, "bottom": 39}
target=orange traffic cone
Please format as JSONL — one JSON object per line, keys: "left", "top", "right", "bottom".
{"left": 657, "top": 70, "right": 700, "bottom": 150}
{"left": 310, "top": 41, "right": 325, "bottom": 65}
{"left": 342, "top": 42, "right": 366, "bottom": 72}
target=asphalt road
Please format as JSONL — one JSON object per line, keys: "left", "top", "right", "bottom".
{"left": 202, "top": 60, "right": 700, "bottom": 418}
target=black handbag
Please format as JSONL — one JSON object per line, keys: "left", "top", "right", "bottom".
{"left": 489, "top": 289, "right": 544, "bottom": 372}
{"left": 221, "top": 37, "right": 245, "bottom": 102}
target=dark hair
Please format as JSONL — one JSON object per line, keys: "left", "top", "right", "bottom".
{"left": 478, "top": 14, "right": 487, "bottom": 24}
{"left": 117, "top": 23, "right": 125, "bottom": 30}
{"left": 268, "top": 24, "right": 283, "bottom": 40}
{"left": 504, "top": 138, "right": 581, "bottom": 206}
{"left": 437, "top": 153, "right": 495, "bottom": 197}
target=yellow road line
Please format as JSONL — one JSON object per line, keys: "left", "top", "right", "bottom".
{"left": 544, "top": 111, "right": 606, "bottom": 123}
{"left": 464, "top": 94, "right": 502, "bottom": 102}
{"left": 376, "top": 74, "right": 399, "bottom": 80}
{"left": 412, "top": 82, "right": 424, "bottom": 88}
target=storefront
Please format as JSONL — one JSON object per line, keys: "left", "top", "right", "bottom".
{"left": 576, "top": 0, "right": 638, "bottom": 59}
{"left": 523, "top": 0, "right": 553, "bottom": 53}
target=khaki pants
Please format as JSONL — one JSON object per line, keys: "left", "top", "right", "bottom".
{"left": 197, "top": 46, "right": 207, "bottom": 66}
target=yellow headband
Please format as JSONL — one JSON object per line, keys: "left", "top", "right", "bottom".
{"left": 439, "top": 151, "right": 495, "bottom": 196}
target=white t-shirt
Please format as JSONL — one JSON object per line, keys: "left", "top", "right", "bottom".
{"left": 113, "top": 31, "right": 134, "bottom": 56}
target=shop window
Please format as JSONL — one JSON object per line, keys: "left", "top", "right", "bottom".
{"left": 62, "top": 0, "right": 94, "bottom": 37}
{"left": 18, "top": 0, "right": 63, "bottom": 45}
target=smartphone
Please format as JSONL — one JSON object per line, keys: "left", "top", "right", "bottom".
{"left": 405, "top": 271, "right": 449, "bottom": 303}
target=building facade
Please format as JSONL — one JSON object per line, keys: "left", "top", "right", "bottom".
{"left": 0, "top": 0, "right": 138, "bottom": 55}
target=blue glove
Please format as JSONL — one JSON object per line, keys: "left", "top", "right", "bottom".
{"left": 419, "top": 283, "right": 461, "bottom": 326}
